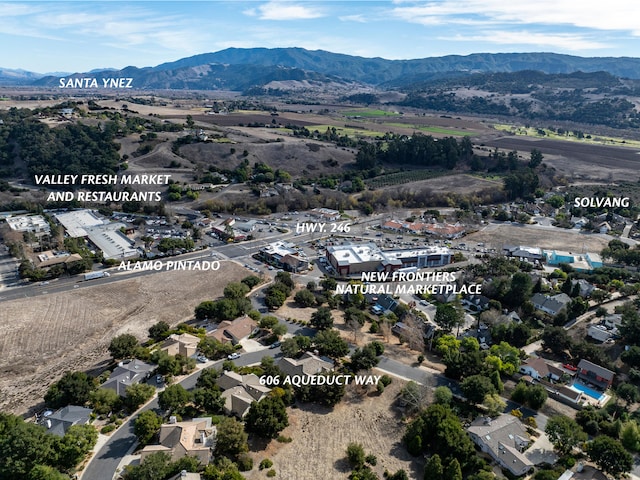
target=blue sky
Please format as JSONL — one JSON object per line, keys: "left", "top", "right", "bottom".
{"left": 2, "top": 0, "right": 640, "bottom": 73}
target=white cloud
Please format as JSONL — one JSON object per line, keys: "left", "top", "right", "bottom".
{"left": 339, "top": 14, "right": 368, "bottom": 23}
{"left": 391, "top": 0, "right": 640, "bottom": 35}
{"left": 248, "top": 1, "right": 325, "bottom": 21}
{"left": 441, "top": 30, "right": 610, "bottom": 51}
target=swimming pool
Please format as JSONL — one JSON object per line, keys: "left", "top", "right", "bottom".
{"left": 572, "top": 382, "right": 605, "bottom": 401}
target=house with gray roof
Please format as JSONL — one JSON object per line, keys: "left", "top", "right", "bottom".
{"left": 216, "top": 371, "right": 271, "bottom": 418}
{"left": 277, "top": 352, "right": 333, "bottom": 378}
{"left": 531, "top": 293, "right": 571, "bottom": 317}
{"left": 468, "top": 414, "right": 533, "bottom": 477}
{"left": 102, "top": 359, "right": 155, "bottom": 397}
{"left": 42, "top": 405, "right": 93, "bottom": 437}
{"left": 577, "top": 359, "right": 614, "bottom": 390}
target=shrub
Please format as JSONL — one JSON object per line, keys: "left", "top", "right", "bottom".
{"left": 277, "top": 435, "right": 292, "bottom": 443}
{"left": 101, "top": 424, "right": 116, "bottom": 434}
{"left": 237, "top": 453, "right": 253, "bottom": 471}
{"left": 267, "top": 469, "right": 276, "bottom": 477}
{"left": 259, "top": 458, "right": 273, "bottom": 470}
{"left": 380, "top": 375, "right": 393, "bottom": 387}
{"left": 260, "top": 459, "right": 274, "bottom": 470}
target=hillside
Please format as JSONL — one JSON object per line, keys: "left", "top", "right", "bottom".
{"left": 6, "top": 48, "right": 640, "bottom": 90}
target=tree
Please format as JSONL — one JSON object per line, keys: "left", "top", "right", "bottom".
{"left": 461, "top": 375, "right": 496, "bottom": 404}
{"left": 528, "top": 148, "right": 543, "bottom": 169}
{"left": 244, "top": 396, "right": 288, "bottom": 439}
{"left": 434, "top": 303, "right": 464, "bottom": 332}
{"left": 545, "top": 415, "right": 587, "bottom": 456}
{"left": 158, "top": 384, "right": 191, "bottom": 413}
{"left": 346, "top": 442, "right": 366, "bottom": 468}
{"left": 196, "top": 367, "right": 221, "bottom": 390}
{"left": 264, "top": 288, "right": 287, "bottom": 310}
{"left": 399, "top": 381, "right": 430, "bottom": 414}
{"left": 423, "top": 454, "right": 443, "bottom": 480}
{"left": 507, "top": 272, "right": 533, "bottom": 307}
{"left": 44, "top": 371, "right": 96, "bottom": 409}
{"left": 0, "top": 413, "right": 60, "bottom": 480}
{"left": 123, "top": 383, "right": 155, "bottom": 412}
{"left": 313, "top": 329, "right": 348, "bottom": 357}
{"left": 108, "top": 333, "right": 139, "bottom": 360}
{"left": 541, "top": 326, "right": 572, "bottom": 355}
{"left": 57, "top": 424, "right": 97, "bottom": 470}
{"left": 27, "top": 465, "right": 70, "bottom": 480}
{"left": 224, "top": 282, "right": 250, "bottom": 300}
{"left": 617, "top": 383, "right": 640, "bottom": 406}
{"left": 294, "top": 289, "right": 316, "bottom": 307}
{"left": 586, "top": 435, "right": 633, "bottom": 479}
{"left": 320, "top": 277, "right": 337, "bottom": 292}
{"left": 527, "top": 384, "right": 548, "bottom": 410}
{"left": 215, "top": 417, "right": 248, "bottom": 458}
{"left": 620, "top": 421, "right": 640, "bottom": 451}
{"left": 310, "top": 307, "right": 334, "bottom": 330}
{"left": 433, "top": 386, "right": 453, "bottom": 405}
{"left": 121, "top": 451, "right": 172, "bottom": 480}
{"left": 148, "top": 321, "right": 171, "bottom": 342}
{"left": 444, "top": 458, "right": 463, "bottom": 480}
{"left": 134, "top": 410, "right": 162, "bottom": 445}
{"left": 89, "top": 388, "right": 121, "bottom": 415}
{"left": 483, "top": 393, "right": 506, "bottom": 417}
{"left": 192, "top": 388, "right": 225, "bottom": 414}
{"left": 349, "top": 343, "right": 379, "bottom": 372}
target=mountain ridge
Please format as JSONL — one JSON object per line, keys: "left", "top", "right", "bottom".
{"left": 5, "top": 47, "right": 640, "bottom": 88}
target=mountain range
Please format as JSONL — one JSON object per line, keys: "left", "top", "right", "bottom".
{"left": 4, "top": 47, "right": 640, "bottom": 90}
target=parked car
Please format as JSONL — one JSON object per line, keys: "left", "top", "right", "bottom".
{"left": 196, "top": 354, "right": 208, "bottom": 363}
{"left": 269, "top": 341, "right": 281, "bottom": 349}
{"left": 227, "top": 352, "right": 241, "bottom": 360}
{"left": 156, "top": 375, "right": 163, "bottom": 384}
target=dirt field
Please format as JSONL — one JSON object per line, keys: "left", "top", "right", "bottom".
{"left": 376, "top": 173, "right": 502, "bottom": 195}
{"left": 466, "top": 222, "right": 612, "bottom": 252}
{"left": 243, "top": 378, "right": 421, "bottom": 480}
{"left": 484, "top": 135, "right": 640, "bottom": 182}
{"left": 0, "top": 262, "right": 248, "bottom": 414}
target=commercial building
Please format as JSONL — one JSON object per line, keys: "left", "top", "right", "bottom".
{"left": 6, "top": 215, "right": 50, "bottom": 234}
{"left": 325, "top": 242, "right": 451, "bottom": 276}
{"left": 257, "top": 241, "right": 309, "bottom": 272}
{"left": 544, "top": 250, "right": 603, "bottom": 272}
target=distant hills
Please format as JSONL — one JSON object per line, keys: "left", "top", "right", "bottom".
{"left": 4, "top": 47, "right": 640, "bottom": 90}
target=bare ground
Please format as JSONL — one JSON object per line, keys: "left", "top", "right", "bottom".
{"left": 465, "top": 222, "right": 612, "bottom": 252}
{"left": 0, "top": 262, "right": 247, "bottom": 414}
{"left": 243, "top": 379, "right": 422, "bottom": 480}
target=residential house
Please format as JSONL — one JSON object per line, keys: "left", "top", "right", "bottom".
{"left": 462, "top": 294, "right": 490, "bottom": 312}
{"left": 519, "top": 357, "right": 562, "bottom": 382}
{"left": 102, "top": 359, "right": 155, "bottom": 397}
{"left": 571, "top": 279, "right": 596, "bottom": 298}
{"left": 604, "top": 314, "right": 622, "bottom": 329}
{"left": 598, "top": 222, "right": 611, "bottom": 234}
{"left": 468, "top": 415, "right": 533, "bottom": 477}
{"left": 41, "top": 405, "right": 93, "bottom": 437}
{"left": 531, "top": 293, "right": 571, "bottom": 317}
{"left": 587, "top": 324, "right": 616, "bottom": 343}
{"left": 544, "top": 250, "right": 603, "bottom": 272}
{"left": 577, "top": 359, "right": 614, "bottom": 390}
{"left": 277, "top": 352, "right": 334, "bottom": 378}
{"left": 216, "top": 371, "right": 271, "bottom": 418}
{"left": 208, "top": 316, "right": 257, "bottom": 345}
{"left": 140, "top": 417, "right": 215, "bottom": 465}
{"left": 160, "top": 333, "right": 200, "bottom": 358}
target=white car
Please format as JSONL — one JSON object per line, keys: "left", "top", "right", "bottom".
{"left": 227, "top": 352, "right": 241, "bottom": 360}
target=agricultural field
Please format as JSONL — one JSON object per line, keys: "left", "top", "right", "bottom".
{"left": 365, "top": 170, "right": 450, "bottom": 189}
{"left": 494, "top": 123, "right": 640, "bottom": 148}
{"left": 0, "top": 262, "right": 248, "bottom": 414}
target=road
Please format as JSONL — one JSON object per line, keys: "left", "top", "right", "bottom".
{"left": 83, "top": 333, "right": 548, "bottom": 480}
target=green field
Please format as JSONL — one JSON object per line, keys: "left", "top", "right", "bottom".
{"left": 494, "top": 123, "right": 640, "bottom": 147}
{"left": 383, "top": 122, "right": 469, "bottom": 136}
{"left": 365, "top": 170, "right": 449, "bottom": 188}
{"left": 307, "top": 124, "right": 381, "bottom": 138}
{"left": 343, "top": 109, "right": 401, "bottom": 118}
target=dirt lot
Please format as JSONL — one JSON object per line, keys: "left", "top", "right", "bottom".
{"left": 465, "top": 222, "right": 612, "bottom": 253}
{"left": 244, "top": 378, "right": 421, "bottom": 480}
{"left": 376, "top": 173, "right": 502, "bottom": 195}
{"left": 0, "top": 262, "right": 248, "bottom": 415}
